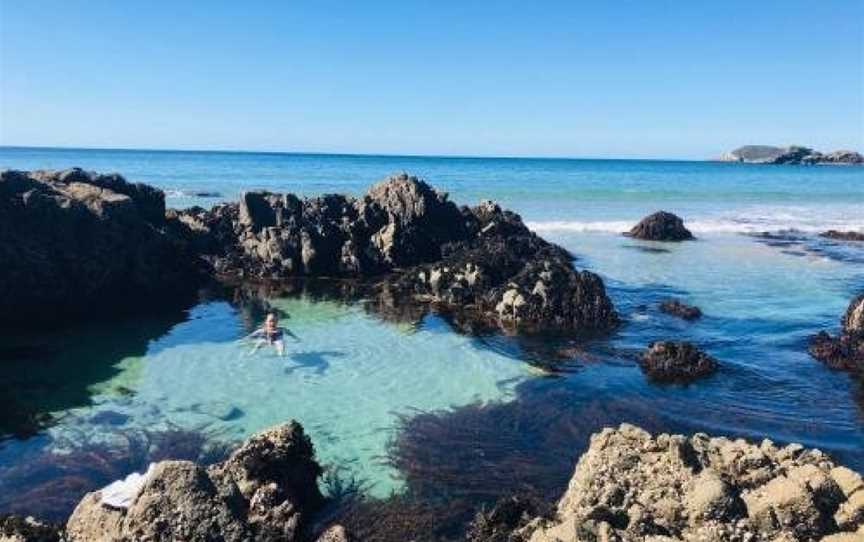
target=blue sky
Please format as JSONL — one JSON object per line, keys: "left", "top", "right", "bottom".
{"left": 1, "top": 1, "right": 862, "bottom": 158}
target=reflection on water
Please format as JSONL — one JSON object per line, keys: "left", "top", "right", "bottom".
{"left": 0, "top": 231, "right": 863, "bottom": 532}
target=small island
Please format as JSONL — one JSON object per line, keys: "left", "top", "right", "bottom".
{"left": 719, "top": 145, "right": 863, "bottom": 165}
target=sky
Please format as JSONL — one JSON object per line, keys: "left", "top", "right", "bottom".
{"left": 0, "top": 1, "right": 862, "bottom": 159}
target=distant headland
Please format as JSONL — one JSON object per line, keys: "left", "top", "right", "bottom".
{"left": 719, "top": 145, "right": 863, "bottom": 165}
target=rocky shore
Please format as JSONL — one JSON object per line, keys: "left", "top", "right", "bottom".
{"left": 0, "top": 169, "right": 204, "bottom": 326}
{"left": 4, "top": 167, "right": 864, "bottom": 542}
{"left": 719, "top": 146, "right": 864, "bottom": 165}
{"left": 172, "top": 173, "right": 617, "bottom": 334}
{"left": 507, "top": 424, "right": 864, "bottom": 542}
{"left": 5, "top": 422, "right": 862, "bottom": 541}
{"left": 0, "top": 169, "right": 617, "bottom": 334}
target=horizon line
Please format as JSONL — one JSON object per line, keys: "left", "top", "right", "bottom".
{"left": 0, "top": 144, "right": 723, "bottom": 163}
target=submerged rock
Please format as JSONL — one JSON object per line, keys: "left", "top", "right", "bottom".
{"left": 626, "top": 211, "right": 694, "bottom": 241}
{"left": 506, "top": 424, "right": 864, "bottom": 542}
{"left": 810, "top": 294, "right": 864, "bottom": 373}
{"left": 640, "top": 341, "right": 718, "bottom": 382}
{"left": 65, "top": 422, "right": 324, "bottom": 542}
{"left": 0, "top": 168, "right": 204, "bottom": 326}
{"left": 659, "top": 298, "right": 703, "bottom": 320}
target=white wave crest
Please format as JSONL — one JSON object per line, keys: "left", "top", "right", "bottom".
{"left": 527, "top": 209, "right": 864, "bottom": 235}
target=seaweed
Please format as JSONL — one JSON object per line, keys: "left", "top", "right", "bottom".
{"left": 0, "top": 514, "right": 63, "bottom": 542}
{"left": 317, "top": 380, "right": 676, "bottom": 541}
{"left": 0, "top": 426, "right": 236, "bottom": 523}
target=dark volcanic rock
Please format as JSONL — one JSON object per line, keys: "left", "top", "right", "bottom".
{"left": 810, "top": 294, "right": 864, "bottom": 373}
{"left": 640, "top": 341, "right": 718, "bottom": 382}
{"left": 392, "top": 201, "right": 618, "bottom": 333}
{"left": 626, "top": 211, "right": 694, "bottom": 241}
{"left": 0, "top": 168, "right": 203, "bottom": 326}
{"left": 659, "top": 298, "right": 703, "bottom": 320}
{"left": 821, "top": 230, "right": 864, "bottom": 242}
{"left": 176, "top": 175, "right": 618, "bottom": 334}
{"left": 180, "top": 173, "right": 471, "bottom": 278}
{"left": 66, "top": 422, "right": 325, "bottom": 542}
{"left": 4, "top": 169, "right": 617, "bottom": 335}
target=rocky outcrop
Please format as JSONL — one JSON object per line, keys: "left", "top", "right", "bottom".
{"left": 392, "top": 201, "right": 618, "bottom": 333}
{"left": 175, "top": 173, "right": 470, "bottom": 278}
{"left": 659, "top": 299, "right": 703, "bottom": 320}
{"left": 625, "top": 211, "right": 694, "bottom": 242}
{"left": 822, "top": 150, "right": 864, "bottom": 165}
{"left": 640, "top": 341, "right": 718, "bottom": 382}
{"left": 720, "top": 145, "right": 864, "bottom": 165}
{"left": 2, "top": 170, "right": 617, "bottom": 334}
{"left": 504, "top": 424, "right": 864, "bottom": 542}
{"left": 65, "top": 422, "right": 326, "bottom": 542}
{"left": 821, "top": 230, "right": 864, "bottom": 242}
{"left": 0, "top": 168, "right": 203, "bottom": 326}
{"left": 175, "top": 174, "right": 618, "bottom": 334}
{"left": 810, "top": 294, "right": 864, "bottom": 373}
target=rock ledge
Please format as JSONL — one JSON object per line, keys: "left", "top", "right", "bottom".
{"left": 508, "top": 424, "right": 864, "bottom": 542}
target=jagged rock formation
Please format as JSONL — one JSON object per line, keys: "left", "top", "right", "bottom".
{"left": 495, "top": 424, "right": 864, "bottom": 542}
{"left": 810, "top": 294, "right": 864, "bottom": 373}
{"left": 174, "top": 174, "right": 618, "bottom": 334}
{"left": 174, "top": 173, "right": 471, "bottom": 277}
{"left": 659, "top": 299, "right": 703, "bottom": 320}
{"left": 720, "top": 146, "right": 864, "bottom": 165}
{"left": 65, "top": 422, "right": 331, "bottom": 542}
{"left": 0, "top": 169, "right": 203, "bottom": 326}
{"left": 2, "top": 169, "right": 617, "bottom": 334}
{"left": 640, "top": 341, "right": 718, "bottom": 382}
{"left": 625, "top": 211, "right": 694, "bottom": 242}
{"left": 391, "top": 200, "right": 618, "bottom": 333}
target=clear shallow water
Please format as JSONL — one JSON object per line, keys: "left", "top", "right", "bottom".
{"left": 18, "top": 297, "right": 526, "bottom": 496}
{"left": 1, "top": 146, "right": 863, "bottom": 520}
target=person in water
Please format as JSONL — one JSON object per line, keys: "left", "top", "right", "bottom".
{"left": 247, "top": 312, "right": 298, "bottom": 356}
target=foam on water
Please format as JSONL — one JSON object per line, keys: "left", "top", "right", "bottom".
{"left": 528, "top": 204, "right": 864, "bottom": 234}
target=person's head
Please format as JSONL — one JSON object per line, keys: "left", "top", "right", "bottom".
{"left": 265, "top": 312, "right": 278, "bottom": 327}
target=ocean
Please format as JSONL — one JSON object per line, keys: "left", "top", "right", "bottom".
{"left": 1, "top": 146, "right": 863, "bottom": 522}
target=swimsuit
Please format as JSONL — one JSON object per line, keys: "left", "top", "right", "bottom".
{"left": 265, "top": 328, "right": 284, "bottom": 343}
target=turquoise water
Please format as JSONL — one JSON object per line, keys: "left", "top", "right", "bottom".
{"left": 1, "top": 146, "right": 863, "bottom": 519}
